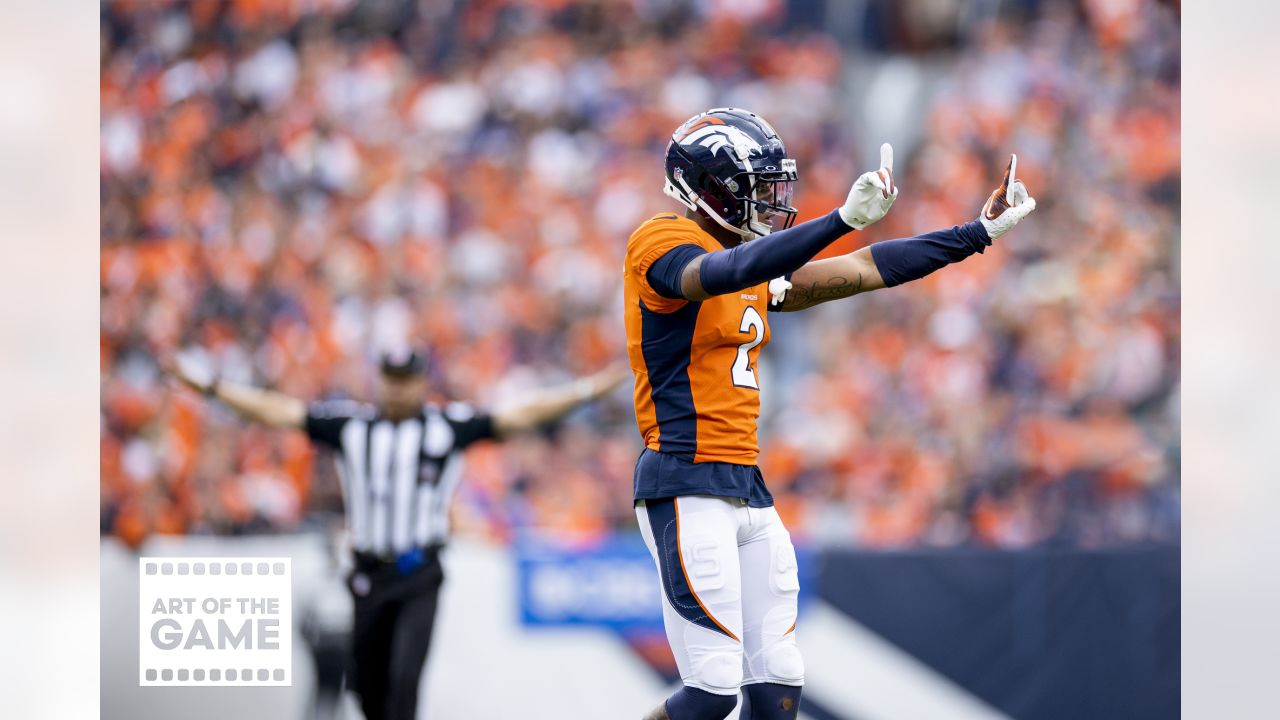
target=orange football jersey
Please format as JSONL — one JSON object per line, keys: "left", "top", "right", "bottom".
{"left": 624, "top": 213, "right": 772, "bottom": 466}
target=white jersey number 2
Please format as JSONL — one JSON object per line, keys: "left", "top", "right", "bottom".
{"left": 731, "top": 306, "right": 764, "bottom": 389}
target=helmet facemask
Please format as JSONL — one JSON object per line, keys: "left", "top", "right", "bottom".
{"left": 741, "top": 160, "right": 798, "bottom": 238}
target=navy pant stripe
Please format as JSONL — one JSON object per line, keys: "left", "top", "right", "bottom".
{"left": 644, "top": 498, "right": 736, "bottom": 640}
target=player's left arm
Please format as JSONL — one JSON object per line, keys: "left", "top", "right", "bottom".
{"left": 772, "top": 249, "right": 884, "bottom": 311}
{"left": 773, "top": 154, "right": 1037, "bottom": 312}
{"left": 490, "top": 363, "right": 628, "bottom": 438}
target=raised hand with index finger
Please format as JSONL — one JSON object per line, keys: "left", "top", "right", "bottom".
{"left": 840, "top": 141, "right": 899, "bottom": 230}
{"left": 979, "top": 153, "right": 1037, "bottom": 240}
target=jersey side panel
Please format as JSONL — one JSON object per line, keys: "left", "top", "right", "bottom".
{"left": 624, "top": 273, "right": 661, "bottom": 449}
{"left": 624, "top": 214, "right": 707, "bottom": 455}
{"left": 638, "top": 301, "right": 700, "bottom": 457}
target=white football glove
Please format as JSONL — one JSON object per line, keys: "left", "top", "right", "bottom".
{"left": 839, "top": 142, "right": 898, "bottom": 230}
{"left": 979, "top": 154, "right": 1037, "bottom": 240}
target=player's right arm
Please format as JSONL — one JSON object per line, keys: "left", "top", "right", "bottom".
{"left": 169, "top": 358, "right": 306, "bottom": 430}
{"left": 648, "top": 144, "right": 899, "bottom": 303}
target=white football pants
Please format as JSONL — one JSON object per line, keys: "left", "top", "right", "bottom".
{"left": 636, "top": 495, "right": 804, "bottom": 695}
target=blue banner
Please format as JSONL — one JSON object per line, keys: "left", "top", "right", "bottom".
{"left": 517, "top": 533, "right": 663, "bottom": 629}
{"left": 516, "top": 532, "right": 815, "bottom": 631}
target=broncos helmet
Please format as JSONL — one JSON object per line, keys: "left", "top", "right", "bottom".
{"left": 663, "top": 108, "right": 798, "bottom": 240}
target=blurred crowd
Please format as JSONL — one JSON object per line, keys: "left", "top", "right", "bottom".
{"left": 101, "top": 0, "right": 1180, "bottom": 549}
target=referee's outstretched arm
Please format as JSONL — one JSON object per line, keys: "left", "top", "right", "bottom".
{"left": 491, "top": 363, "right": 629, "bottom": 438}
{"left": 167, "top": 356, "right": 627, "bottom": 436}
{"left": 168, "top": 359, "right": 305, "bottom": 430}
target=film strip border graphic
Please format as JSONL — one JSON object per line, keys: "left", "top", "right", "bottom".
{"left": 143, "top": 668, "right": 287, "bottom": 683}
{"left": 143, "top": 560, "right": 288, "bottom": 577}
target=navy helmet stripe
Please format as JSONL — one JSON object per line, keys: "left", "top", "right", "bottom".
{"left": 644, "top": 498, "right": 738, "bottom": 641}
{"left": 639, "top": 300, "right": 700, "bottom": 458}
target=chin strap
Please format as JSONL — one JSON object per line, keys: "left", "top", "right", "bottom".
{"left": 661, "top": 176, "right": 697, "bottom": 212}
{"left": 664, "top": 170, "right": 765, "bottom": 241}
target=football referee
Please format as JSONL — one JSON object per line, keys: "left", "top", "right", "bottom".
{"left": 170, "top": 350, "right": 625, "bottom": 720}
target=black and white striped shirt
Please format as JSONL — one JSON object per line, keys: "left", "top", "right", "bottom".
{"left": 304, "top": 400, "right": 495, "bottom": 556}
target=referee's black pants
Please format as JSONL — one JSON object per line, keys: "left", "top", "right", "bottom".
{"left": 348, "top": 549, "right": 444, "bottom": 720}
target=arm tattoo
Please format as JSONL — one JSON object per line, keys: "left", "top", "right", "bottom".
{"left": 782, "top": 272, "right": 864, "bottom": 311}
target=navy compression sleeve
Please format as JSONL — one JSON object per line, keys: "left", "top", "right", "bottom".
{"left": 697, "top": 209, "right": 853, "bottom": 296}
{"left": 868, "top": 220, "right": 992, "bottom": 287}
{"left": 646, "top": 244, "right": 706, "bottom": 300}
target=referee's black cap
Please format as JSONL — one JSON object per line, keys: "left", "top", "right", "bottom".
{"left": 379, "top": 349, "right": 427, "bottom": 378}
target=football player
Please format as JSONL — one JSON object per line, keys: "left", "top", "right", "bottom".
{"left": 625, "top": 108, "right": 1035, "bottom": 720}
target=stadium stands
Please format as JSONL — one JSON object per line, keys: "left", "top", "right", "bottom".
{"left": 100, "top": 0, "right": 1180, "bottom": 549}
